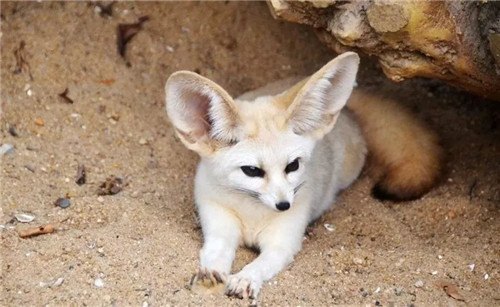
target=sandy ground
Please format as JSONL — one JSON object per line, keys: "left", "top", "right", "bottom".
{"left": 1, "top": 2, "right": 499, "bottom": 306}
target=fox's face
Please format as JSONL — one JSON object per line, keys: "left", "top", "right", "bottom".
{"left": 205, "top": 101, "right": 316, "bottom": 211}
{"left": 165, "top": 52, "right": 359, "bottom": 211}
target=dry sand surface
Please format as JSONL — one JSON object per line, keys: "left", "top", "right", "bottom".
{"left": 1, "top": 2, "right": 499, "bottom": 306}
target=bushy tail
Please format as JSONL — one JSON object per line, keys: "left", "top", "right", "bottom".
{"left": 347, "top": 90, "right": 443, "bottom": 201}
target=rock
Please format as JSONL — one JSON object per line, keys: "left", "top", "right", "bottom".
{"left": 8, "top": 125, "right": 19, "bottom": 137}
{"left": 268, "top": 1, "right": 500, "bottom": 101}
{"left": 323, "top": 223, "right": 335, "bottom": 232}
{"left": 94, "top": 277, "right": 105, "bottom": 288}
{"left": 353, "top": 257, "right": 364, "bottom": 265}
{"left": 34, "top": 118, "right": 44, "bottom": 126}
{"left": 15, "top": 213, "right": 35, "bottom": 223}
{"left": 394, "top": 286, "right": 403, "bottom": 296}
{"left": 414, "top": 280, "right": 424, "bottom": 288}
{"left": 0, "top": 144, "right": 15, "bottom": 156}
{"left": 55, "top": 197, "right": 71, "bottom": 209}
{"left": 51, "top": 277, "right": 64, "bottom": 287}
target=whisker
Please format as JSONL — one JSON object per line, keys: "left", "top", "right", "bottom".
{"left": 235, "top": 187, "right": 261, "bottom": 200}
{"left": 294, "top": 181, "right": 306, "bottom": 194}
{"left": 220, "top": 184, "right": 261, "bottom": 201}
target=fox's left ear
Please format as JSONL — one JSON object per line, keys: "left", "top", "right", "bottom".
{"left": 286, "top": 52, "right": 360, "bottom": 138}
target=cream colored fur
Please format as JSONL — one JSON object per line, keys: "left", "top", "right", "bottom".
{"left": 164, "top": 51, "right": 441, "bottom": 301}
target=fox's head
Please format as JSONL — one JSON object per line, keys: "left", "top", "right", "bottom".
{"left": 165, "top": 52, "right": 359, "bottom": 212}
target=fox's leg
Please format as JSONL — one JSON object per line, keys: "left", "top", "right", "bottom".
{"left": 191, "top": 203, "right": 241, "bottom": 288}
{"left": 226, "top": 212, "right": 307, "bottom": 299}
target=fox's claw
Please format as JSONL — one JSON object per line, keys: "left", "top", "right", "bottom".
{"left": 225, "top": 274, "right": 260, "bottom": 300}
{"left": 189, "top": 268, "right": 226, "bottom": 289}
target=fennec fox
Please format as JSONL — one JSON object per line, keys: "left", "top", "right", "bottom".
{"left": 165, "top": 52, "right": 442, "bottom": 300}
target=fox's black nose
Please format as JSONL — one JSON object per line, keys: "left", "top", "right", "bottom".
{"left": 276, "top": 202, "right": 290, "bottom": 211}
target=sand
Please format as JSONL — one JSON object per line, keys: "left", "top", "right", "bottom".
{"left": 1, "top": 2, "right": 499, "bottom": 306}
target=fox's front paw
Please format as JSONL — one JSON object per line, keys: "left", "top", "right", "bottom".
{"left": 225, "top": 273, "right": 261, "bottom": 300}
{"left": 189, "top": 268, "right": 226, "bottom": 293}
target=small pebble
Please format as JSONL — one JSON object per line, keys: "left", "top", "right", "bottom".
{"left": 142, "top": 302, "right": 149, "bottom": 307}
{"left": 15, "top": 213, "right": 35, "bottom": 223}
{"left": 0, "top": 144, "right": 14, "bottom": 156}
{"left": 360, "top": 289, "right": 368, "bottom": 297}
{"left": 437, "top": 254, "right": 443, "bottom": 259}
{"left": 166, "top": 45, "right": 174, "bottom": 53}
{"left": 94, "top": 277, "right": 105, "bottom": 288}
{"left": 97, "top": 196, "right": 104, "bottom": 203}
{"left": 25, "top": 165, "right": 35, "bottom": 173}
{"left": 353, "top": 257, "right": 364, "bottom": 265}
{"left": 323, "top": 223, "right": 335, "bottom": 232}
{"left": 8, "top": 126, "right": 19, "bottom": 137}
{"left": 395, "top": 287, "right": 403, "bottom": 296}
{"left": 139, "top": 138, "right": 147, "bottom": 145}
{"left": 27, "top": 89, "right": 33, "bottom": 96}
{"left": 76, "top": 164, "right": 86, "bottom": 185}
{"left": 414, "top": 280, "right": 424, "bottom": 288}
{"left": 468, "top": 263, "right": 475, "bottom": 271}
{"left": 55, "top": 198, "right": 71, "bottom": 209}
{"left": 374, "top": 287, "right": 381, "bottom": 293}
{"left": 34, "top": 118, "right": 44, "bottom": 126}
{"left": 431, "top": 271, "right": 438, "bottom": 275}
{"left": 395, "top": 258, "right": 404, "bottom": 267}
{"left": 51, "top": 277, "right": 64, "bottom": 287}
{"left": 484, "top": 273, "right": 489, "bottom": 280}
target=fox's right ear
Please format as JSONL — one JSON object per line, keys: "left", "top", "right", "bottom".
{"left": 165, "top": 71, "right": 240, "bottom": 155}
{"left": 286, "top": 52, "right": 359, "bottom": 139}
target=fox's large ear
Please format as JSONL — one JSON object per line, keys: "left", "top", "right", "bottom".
{"left": 165, "top": 71, "right": 240, "bottom": 155}
{"left": 286, "top": 52, "right": 360, "bottom": 138}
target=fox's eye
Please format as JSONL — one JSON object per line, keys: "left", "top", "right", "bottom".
{"left": 285, "top": 158, "right": 299, "bottom": 174}
{"left": 241, "top": 166, "right": 265, "bottom": 178}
